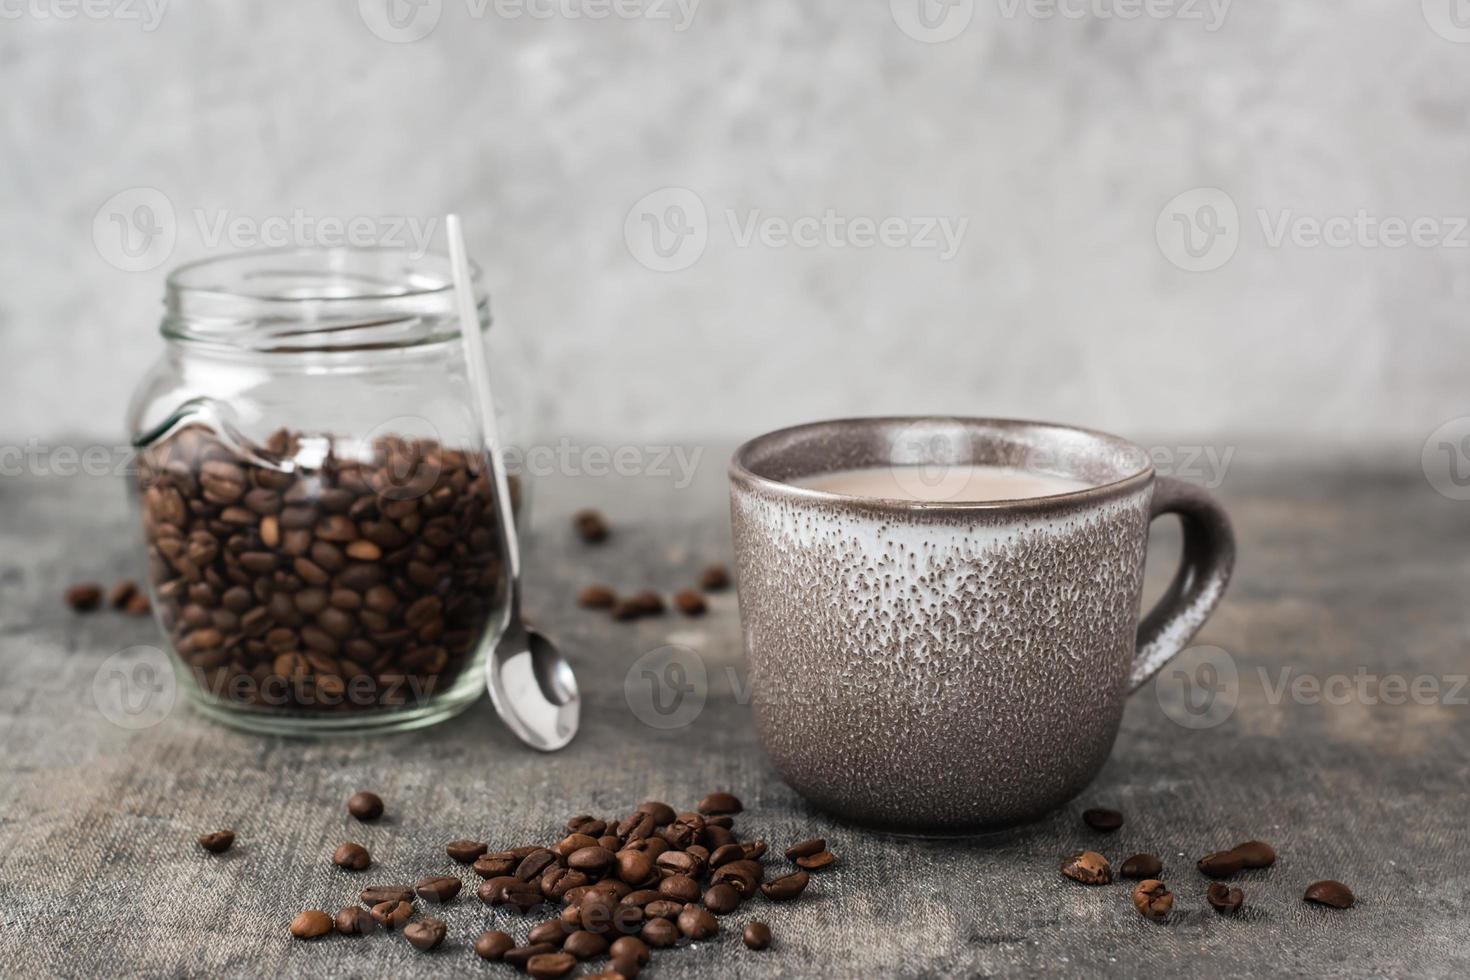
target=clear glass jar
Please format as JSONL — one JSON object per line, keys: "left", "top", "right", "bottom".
{"left": 127, "top": 247, "right": 523, "bottom": 736}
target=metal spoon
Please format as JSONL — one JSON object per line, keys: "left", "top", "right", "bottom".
{"left": 446, "top": 215, "right": 580, "bottom": 751}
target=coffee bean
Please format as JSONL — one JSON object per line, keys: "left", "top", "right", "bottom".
{"left": 334, "top": 906, "right": 377, "bottom": 935}
{"left": 289, "top": 909, "right": 332, "bottom": 939}
{"left": 617, "top": 848, "right": 655, "bottom": 884}
{"left": 636, "top": 801, "right": 677, "bottom": 825}
{"left": 568, "top": 845, "right": 616, "bottom": 873}
{"left": 474, "top": 852, "right": 520, "bottom": 878}
{"left": 1060, "top": 851, "right": 1112, "bottom": 885}
{"left": 700, "top": 564, "right": 731, "bottom": 591}
{"left": 1082, "top": 807, "right": 1123, "bottom": 832}
{"left": 611, "top": 600, "right": 644, "bottom": 621}
{"left": 563, "top": 929, "right": 608, "bottom": 959}
{"left": 697, "top": 791, "right": 742, "bottom": 815}
{"left": 1207, "top": 882, "right": 1244, "bottom": 913}
{"left": 643, "top": 899, "right": 684, "bottom": 920}
{"left": 674, "top": 589, "right": 707, "bottom": 616}
{"left": 656, "top": 849, "right": 703, "bottom": 877}
{"left": 529, "top": 919, "right": 569, "bottom": 946}
{"left": 504, "top": 944, "right": 559, "bottom": 970}
{"left": 640, "top": 917, "right": 679, "bottom": 948}
{"left": 783, "top": 838, "right": 825, "bottom": 860}
{"left": 197, "top": 830, "right": 235, "bottom": 854}
{"left": 123, "top": 591, "right": 151, "bottom": 615}
{"left": 501, "top": 879, "right": 544, "bottom": 912}
{"left": 795, "top": 850, "right": 835, "bottom": 871}
{"left": 446, "top": 839, "right": 488, "bottom": 863}
{"left": 702, "top": 883, "right": 740, "bottom": 915}
{"left": 677, "top": 903, "right": 719, "bottom": 940}
{"left": 404, "top": 917, "right": 447, "bottom": 951}
{"left": 760, "top": 870, "right": 809, "bottom": 901}
{"left": 610, "top": 935, "right": 651, "bottom": 965}
{"left": 741, "top": 841, "right": 768, "bottom": 861}
{"left": 109, "top": 580, "right": 140, "bottom": 608}
{"left": 709, "top": 843, "right": 744, "bottom": 869}
{"left": 347, "top": 791, "right": 383, "bottom": 821}
{"left": 630, "top": 590, "right": 664, "bottom": 615}
{"left": 1197, "top": 850, "right": 1245, "bottom": 879}
{"left": 711, "top": 865, "right": 759, "bottom": 898}
{"left": 577, "top": 585, "right": 617, "bottom": 609}
{"left": 658, "top": 875, "right": 701, "bottom": 903}
{"left": 415, "top": 875, "right": 462, "bottom": 902}
{"left": 1232, "top": 840, "right": 1276, "bottom": 869}
{"left": 333, "top": 842, "right": 371, "bottom": 871}
{"left": 1304, "top": 880, "right": 1354, "bottom": 909}
{"left": 527, "top": 951, "right": 577, "bottom": 979}
{"left": 1131, "top": 880, "right": 1173, "bottom": 920}
{"left": 360, "top": 884, "right": 414, "bottom": 906}
{"left": 1120, "top": 853, "right": 1162, "bottom": 879}
{"left": 474, "top": 929, "right": 515, "bottom": 960}
{"left": 542, "top": 866, "right": 590, "bottom": 901}
{"left": 371, "top": 900, "right": 413, "bottom": 929}
{"left": 574, "top": 509, "right": 610, "bottom": 543}
{"left": 743, "top": 920, "right": 772, "bottom": 950}
{"left": 65, "top": 583, "right": 103, "bottom": 612}
{"left": 517, "top": 847, "right": 558, "bottom": 881}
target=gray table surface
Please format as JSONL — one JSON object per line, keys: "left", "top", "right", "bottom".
{"left": 1, "top": 449, "right": 1466, "bottom": 978}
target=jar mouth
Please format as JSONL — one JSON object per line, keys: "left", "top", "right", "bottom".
{"left": 163, "top": 246, "right": 489, "bottom": 353}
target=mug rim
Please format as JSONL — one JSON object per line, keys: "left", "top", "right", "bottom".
{"left": 729, "top": 415, "right": 1156, "bottom": 513}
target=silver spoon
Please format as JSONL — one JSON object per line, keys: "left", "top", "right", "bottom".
{"left": 446, "top": 215, "right": 580, "bottom": 751}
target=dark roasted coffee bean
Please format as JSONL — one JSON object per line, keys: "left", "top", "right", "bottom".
{"left": 542, "top": 866, "right": 590, "bottom": 901}
{"left": 743, "top": 920, "right": 772, "bottom": 950}
{"left": 335, "top": 906, "right": 377, "bottom": 935}
{"left": 1082, "top": 807, "right": 1123, "bottom": 832}
{"left": 1232, "top": 840, "right": 1276, "bottom": 869}
{"left": 636, "top": 801, "right": 677, "bottom": 825}
{"left": 1207, "top": 882, "right": 1244, "bottom": 913}
{"left": 290, "top": 909, "right": 332, "bottom": 939}
{"left": 617, "top": 849, "right": 655, "bottom": 885}
{"left": 333, "top": 842, "right": 371, "bottom": 871}
{"left": 761, "top": 869, "right": 809, "bottom": 901}
{"left": 109, "top": 580, "right": 140, "bottom": 608}
{"left": 347, "top": 791, "right": 384, "bottom": 821}
{"left": 573, "top": 509, "right": 610, "bottom": 543}
{"left": 370, "top": 900, "right": 413, "bottom": 929}
{"left": 643, "top": 899, "right": 683, "bottom": 921}
{"left": 673, "top": 589, "right": 707, "bottom": 616}
{"left": 700, "top": 564, "right": 731, "bottom": 591}
{"left": 796, "top": 850, "right": 835, "bottom": 871}
{"left": 640, "top": 917, "right": 679, "bottom": 948}
{"left": 1060, "top": 852, "right": 1112, "bottom": 885}
{"left": 702, "top": 882, "right": 740, "bottom": 914}
{"left": 1120, "top": 853, "right": 1162, "bottom": 879}
{"left": 360, "top": 884, "right": 414, "bottom": 906}
{"left": 630, "top": 590, "right": 664, "bottom": 615}
{"left": 197, "top": 830, "right": 235, "bottom": 854}
{"left": 611, "top": 599, "right": 643, "bottom": 621}
{"left": 447, "top": 839, "right": 488, "bottom": 863}
{"left": 678, "top": 903, "right": 719, "bottom": 939}
{"left": 527, "top": 951, "right": 577, "bottom": 979}
{"left": 566, "top": 815, "right": 608, "bottom": 836}
{"left": 404, "top": 917, "right": 447, "bottom": 951}
{"left": 1304, "top": 880, "right": 1354, "bottom": 909}
{"left": 784, "top": 838, "right": 825, "bottom": 860}
{"left": 504, "top": 944, "right": 558, "bottom": 969}
{"left": 477, "top": 876, "right": 519, "bottom": 907}
{"left": 415, "top": 875, "right": 462, "bottom": 902}
{"left": 1198, "top": 850, "right": 1245, "bottom": 879}
{"left": 474, "top": 929, "right": 515, "bottom": 960}
{"left": 709, "top": 843, "right": 744, "bottom": 868}
{"left": 64, "top": 583, "right": 103, "bottom": 612}
{"left": 623, "top": 889, "right": 662, "bottom": 908}
{"left": 741, "top": 841, "right": 768, "bottom": 861}
{"left": 568, "top": 846, "right": 616, "bottom": 873}
{"left": 711, "top": 865, "right": 758, "bottom": 898}
{"left": 528, "top": 919, "right": 568, "bottom": 946}
{"left": 610, "top": 935, "right": 651, "bottom": 965}
{"left": 577, "top": 585, "right": 617, "bottom": 609}
{"left": 517, "top": 847, "right": 558, "bottom": 881}
{"left": 563, "top": 929, "right": 608, "bottom": 959}
{"left": 555, "top": 833, "right": 600, "bottom": 858}
{"left": 697, "top": 791, "right": 742, "bottom": 815}
{"left": 501, "top": 879, "right": 544, "bottom": 912}
{"left": 1132, "top": 880, "right": 1173, "bottom": 920}
{"left": 474, "top": 852, "right": 520, "bottom": 878}
{"left": 658, "top": 875, "right": 701, "bottom": 903}
{"left": 656, "top": 849, "right": 703, "bottom": 877}
{"left": 598, "top": 834, "right": 623, "bottom": 852}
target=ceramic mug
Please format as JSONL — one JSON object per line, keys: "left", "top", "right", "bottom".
{"left": 728, "top": 417, "right": 1235, "bottom": 833}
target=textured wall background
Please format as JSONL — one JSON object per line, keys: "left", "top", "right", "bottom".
{"left": 2, "top": 1, "right": 1468, "bottom": 451}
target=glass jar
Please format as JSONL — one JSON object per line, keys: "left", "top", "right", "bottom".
{"left": 127, "top": 247, "right": 523, "bottom": 736}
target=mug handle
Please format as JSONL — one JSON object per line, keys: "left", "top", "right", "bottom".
{"left": 1129, "top": 476, "right": 1236, "bottom": 693}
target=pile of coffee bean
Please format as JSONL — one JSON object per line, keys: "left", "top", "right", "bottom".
{"left": 137, "top": 426, "right": 514, "bottom": 714}
{"left": 1059, "top": 805, "right": 1355, "bottom": 918}
{"left": 577, "top": 564, "right": 732, "bottom": 624}
{"left": 64, "top": 578, "right": 150, "bottom": 616}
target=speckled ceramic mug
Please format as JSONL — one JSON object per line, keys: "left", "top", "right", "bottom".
{"left": 729, "top": 417, "right": 1235, "bottom": 833}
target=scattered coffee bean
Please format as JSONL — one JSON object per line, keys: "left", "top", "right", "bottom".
{"left": 1120, "top": 853, "right": 1162, "bottom": 879}
{"left": 795, "top": 850, "right": 835, "bottom": 871}
{"left": 404, "top": 917, "right": 447, "bottom": 951}
{"left": 1207, "top": 882, "right": 1244, "bottom": 913}
{"left": 700, "top": 564, "right": 731, "bottom": 591}
{"left": 630, "top": 590, "right": 665, "bottom": 615}
{"left": 290, "top": 909, "right": 332, "bottom": 939}
{"left": 760, "top": 870, "right": 809, "bottom": 901}
{"left": 574, "top": 509, "right": 610, "bottom": 543}
{"left": 1198, "top": 850, "right": 1245, "bottom": 879}
{"left": 517, "top": 847, "right": 558, "bottom": 880}
{"left": 415, "top": 875, "right": 462, "bottom": 902}
{"left": 1132, "top": 880, "right": 1173, "bottom": 920}
{"left": 1060, "top": 851, "right": 1112, "bottom": 885}
{"left": 360, "top": 884, "right": 413, "bottom": 906}
{"left": 446, "top": 839, "right": 488, "bottom": 863}
{"left": 505, "top": 944, "right": 559, "bottom": 969}
{"left": 197, "top": 830, "right": 235, "bottom": 854}
{"left": 335, "top": 906, "right": 377, "bottom": 935}
{"left": 563, "top": 930, "right": 608, "bottom": 959}
{"left": 568, "top": 845, "right": 616, "bottom": 873}
{"left": 370, "top": 900, "right": 413, "bottom": 929}
{"left": 611, "top": 599, "right": 644, "bottom": 621}
{"left": 474, "top": 930, "right": 515, "bottom": 961}
{"left": 527, "top": 951, "right": 577, "bottom": 979}
{"left": 678, "top": 904, "right": 719, "bottom": 940}
{"left": 709, "top": 843, "right": 744, "bottom": 868}
{"left": 347, "top": 791, "right": 384, "bottom": 821}
{"left": 333, "top": 842, "right": 371, "bottom": 871}
{"left": 64, "top": 582, "right": 103, "bottom": 612}
{"left": 641, "top": 917, "right": 679, "bottom": 948}
{"left": 743, "top": 920, "right": 772, "bottom": 951}
{"left": 577, "top": 585, "right": 617, "bottom": 609}
{"left": 123, "top": 591, "right": 151, "bottom": 615}
{"left": 1232, "top": 840, "right": 1276, "bottom": 869}
{"left": 784, "top": 838, "right": 825, "bottom": 860}
{"left": 658, "top": 875, "right": 701, "bottom": 903}
{"left": 702, "top": 882, "right": 740, "bottom": 914}
{"left": 1304, "top": 880, "right": 1354, "bottom": 909}
{"left": 698, "top": 791, "right": 743, "bottom": 815}
{"left": 673, "top": 590, "right": 707, "bottom": 616}
{"left": 637, "top": 801, "right": 676, "bottom": 825}
{"left": 109, "top": 580, "right": 140, "bottom": 609}
{"left": 1082, "top": 807, "right": 1123, "bottom": 832}
{"left": 473, "top": 851, "right": 520, "bottom": 878}
{"left": 528, "top": 919, "right": 569, "bottom": 946}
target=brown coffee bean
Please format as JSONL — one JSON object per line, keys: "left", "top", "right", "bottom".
{"left": 528, "top": 919, "right": 568, "bottom": 946}
{"left": 446, "top": 839, "right": 488, "bottom": 863}
{"left": 657, "top": 875, "right": 701, "bottom": 903}
{"left": 783, "top": 838, "right": 825, "bottom": 860}
{"left": 504, "top": 944, "right": 558, "bottom": 969}
{"left": 1232, "top": 840, "right": 1276, "bottom": 869}
{"left": 1060, "top": 851, "right": 1112, "bottom": 885}
{"left": 640, "top": 917, "right": 679, "bottom": 948}
{"left": 630, "top": 590, "right": 664, "bottom": 615}
{"left": 610, "top": 935, "right": 651, "bottom": 965}
{"left": 1207, "top": 882, "right": 1245, "bottom": 913}
{"left": 677, "top": 903, "right": 719, "bottom": 940}
{"left": 197, "top": 830, "right": 235, "bottom": 854}
{"left": 577, "top": 585, "right": 617, "bottom": 609}
{"left": 109, "top": 580, "right": 140, "bottom": 608}
{"left": 1082, "top": 807, "right": 1123, "bottom": 832}
{"left": 123, "top": 591, "right": 152, "bottom": 615}
{"left": 673, "top": 589, "right": 707, "bottom": 616}
{"left": 501, "top": 879, "right": 544, "bottom": 911}
{"left": 617, "top": 848, "right": 654, "bottom": 884}
{"left": 700, "top": 564, "right": 731, "bottom": 591}
{"left": 566, "top": 815, "right": 608, "bottom": 836}
{"left": 333, "top": 842, "right": 371, "bottom": 871}
{"left": 711, "top": 865, "right": 758, "bottom": 898}
{"left": 334, "top": 906, "right": 377, "bottom": 935}
{"left": 709, "top": 843, "right": 744, "bottom": 869}
{"left": 360, "top": 885, "right": 414, "bottom": 906}
{"left": 610, "top": 599, "right": 644, "bottom": 621}
{"left": 347, "top": 791, "right": 383, "bottom": 821}
{"left": 643, "top": 899, "right": 683, "bottom": 920}
{"left": 404, "top": 917, "right": 447, "bottom": 951}
{"left": 554, "top": 833, "right": 597, "bottom": 857}
{"left": 741, "top": 841, "right": 768, "bottom": 861}
{"left": 761, "top": 869, "right": 809, "bottom": 901}
{"left": 65, "top": 583, "right": 103, "bottom": 612}
{"left": 415, "top": 875, "right": 462, "bottom": 902}
{"left": 697, "top": 791, "right": 742, "bottom": 815}
{"left": 656, "top": 849, "right": 704, "bottom": 877}
{"left": 541, "top": 866, "right": 590, "bottom": 900}
{"left": 527, "top": 951, "right": 577, "bottom": 979}
{"left": 563, "top": 930, "right": 608, "bottom": 959}
{"left": 1198, "top": 850, "right": 1245, "bottom": 879}
{"left": 1304, "top": 880, "right": 1354, "bottom": 909}
{"left": 574, "top": 509, "right": 610, "bottom": 543}
{"left": 743, "top": 920, "right": 772, "bottom": 950}
{"left": 371, "top": 900, "right": 413, "bottom": 929}
{"left": 796, "top": 850, "right": 835, "bottom": 870}
{"left": 474, "top": 852, "right": 519, "bottom": 878}
{"left": 568, "top": 845, "right": 616, "bottom": 872}
{"left": 1132, "top": 880, "right": 1173, "bottom": 920}
{"left": 1120, "top": 853, "right": 1162, "bottom": 879}
{"left": 702, "top": 882, "right": 740, "bottom": 914}
{"left": 517, "top": 847, "right": 558, "bottom": 880}
{"left": 474, "top": 929, "right": 515, "bottom": 960}
{"left": 289, "top": 909, "right": 332, "bottom": 939}
{"left": 636, "top": 801, "right": 676, "bottom": 825}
